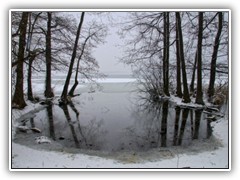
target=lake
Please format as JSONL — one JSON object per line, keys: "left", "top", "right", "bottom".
{"left": 14, "top": 81, "right": 221, "bottom": 154}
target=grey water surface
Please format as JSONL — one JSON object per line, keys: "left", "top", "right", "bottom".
{"left": 14, "top": 82, "right": 217, "bottom": 153}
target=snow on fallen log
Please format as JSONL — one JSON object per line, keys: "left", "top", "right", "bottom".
{"left": 35, "top": 136, "right": 51, "bottom": 144}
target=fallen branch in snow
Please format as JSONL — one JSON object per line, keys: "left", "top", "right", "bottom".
{"left": 202, "top": 110, "right": 224, "bottom": 118}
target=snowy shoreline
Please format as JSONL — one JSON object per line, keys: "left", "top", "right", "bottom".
{"left": 10, "top": 79, "right": 229, "bottom": 170}
{"left": 11, "top": 118, "right": 228, "bottom": 169}
{"left": 11, "top": 101, "right": 229, "bottom": 169}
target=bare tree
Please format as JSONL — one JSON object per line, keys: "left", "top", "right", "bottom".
{"left": 163, "top": 12, "right": 170, "bottom": 96}
{"left": 26, "top": 12, "right": 43, "bottom": 101}
{"left": 45, "top": 12, "right": 54, "bottom": 98}
{"left": 189, "top": 50, "right": 197, "bottom": 94}
{"left": 175, "top": 14, "right": 182, "bottom": 98}
{"left": 60, "top": 12, "right": 85, "bottom": 104}
{"left": 176, "top": 12, "right": 191, "bottom": 103}
{"left": 208, "top": 12, "right": 223, "bottom": 101}
{"left": 12, "top": 12, "right": 29, "bottom": 109}
{"left": 195, "top": 12, "right": 204, "bottom": 105}
{"left": 68, "top": 22, "right": 107, "bottom": 97}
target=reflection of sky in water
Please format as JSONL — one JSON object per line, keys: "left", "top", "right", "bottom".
{"left": 15, "top": 83, "right": 214, "bottom": 152}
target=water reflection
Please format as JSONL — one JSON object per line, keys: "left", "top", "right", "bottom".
{"left": 46, "top": 102, "right": 55, "bottom": 140}
{"left": 173, "top": 106, "right": 180, "bottom": 146}
{"left": 160, "top": 101, "right": 168, "bottom": 147}
{"left": 15, "top": 93, "right": 216, "bottom": 152}
{"left": 178, "top": 108, "right": 189, "bottom": 145}
{"left": 128, "top": 99, "right": 213, "bottom": 149}
{"left": 68, "top": 102, "right": 88, "bottom": 147}
{"left": 193, "top": 109, "right": 202, "bottom": 140}
{"left": 59, "top": 104, "right": 80, "bottom": 148}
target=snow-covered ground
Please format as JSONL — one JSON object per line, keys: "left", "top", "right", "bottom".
{"left": 11, "top": 116, "right": 229, "bottom": 170}
{"left": 10, "top": 79, "right": 229, "bottom": 170}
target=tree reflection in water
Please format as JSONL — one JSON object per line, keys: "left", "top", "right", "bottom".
{"left": 68, "top": 102, "right": 88, "bottom": 147}
{"left": 59, "top": 104, "right": 80, "bottom": 148}
{"left": 127, "top": 98, "right": 209, "bottom": 150}
{"left": 46, "top": 101, "right": 56, "bottom": 140}
{"left": 16, "top": 96, "right": 213, "bottom": 152}
{"left": 178, "top": 108, "right": 189, "bottom": 145}
{"left": 43, "top": 102, "right": 106, "bottom": 150}
{"left": 173, "top": 106, "right": 181, "bottom": 146}
{"left": 160, "top": 100, "right": 168, "bottom": 147}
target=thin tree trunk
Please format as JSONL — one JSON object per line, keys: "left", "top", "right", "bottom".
{"left": 26, "top": 13, "right": 34, "bottom": 101}
{"left": 12, "top": 12, "right": 29, "bottom": 109}
{"left": 176, "top": 12, "right": 191, "bottom": 103}
{"left": 208, "top": 12, "right": 223, "bottom": 101}
{"left": 68, "top": 36, "right": 90, "bottom": 97}
{"left": 61, "top": 12, "right": 85, "bottom": 104}
{"left": 68, "top": 53, "right": 80, "bottom": 97}
{"left": 26, "top": 13, "right": 41, "bottom": 101}
{"left": 163, "top": 12, "right": 170, "bottom": 96}
{"left": 195, "top": 12, "right": 204, "bottom": 105}
{"left": 189, "top": 50, "right": 198, "bottom": 94}
{"left": 45, "top": 12, "right": 54, "bottom": 98}
{"left": 27, "top": 55, "right": 36, "bottom": 101}
{"left": 176, "top": 16, "right": 182, "bottom": 98}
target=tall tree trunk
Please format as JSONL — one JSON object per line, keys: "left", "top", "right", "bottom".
{"left": 195, "top": 12, "right": 204, "bottom": 105}
{"left": 163, "top": 12, "right": 170, "bottom": 96}
{"left": 45, "top": 12, "right": 54, "bottom": 98}
{"left": 189, "top": 50, "right": 198, "bottom": 94}
{"left": 61, "top": 12, "right": 85, "bottom": 104}
{"left": 175, "top": 16, "right": 182, "bottom": 98}
{"left": 176, "top": 12, "right": 191, "bottom": 103}
{"left": 27, "top": 54, "right": 36, "bottom": 101}
{"left": 68, "top": 35, "right": 90, "bottom": 97}
{"left": 12, "top": 12, "right": 29, "bottom": 109}
{"left": 208, "top": 12, "right": 223, "bottom": 101}
{"left": 26, "top": 13, "right": 33, "bottom": 101}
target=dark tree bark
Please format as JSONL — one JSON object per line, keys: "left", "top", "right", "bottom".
{"left": 195, "top": 12, "right": 204, "bottom": 105}
{"left": 45, "top": 12, "right": 54, "bottom": 98}
{"left": 178, "top": 108, "right": 189, "bottom": 145}
{"left": 60, "top": 104, "right": 80, "bottom": 148}
{"left": 27, "top": 53, "right": 37, "bottom": 101}
{"left": 173, "top": 106, "right": 181, "bottom": 146}
{"left": 163, "top": 12, "right": 170, "bottom": 96}
{"left": 46, "top": 102, "right": 55, "bottom": 140}
{"left": 161, "top": 101, "right": 168, "bottom": 147}
{"left": 193, "top": 110, "right": 202, "bottom": 139}
{"left": 26, "top": 13, "right": 42, "bottom": 101}
{"left": 61, "top": 12, "right": 85, "bottom": 104}
{"left": 68, "top": 35, "right": 90, "bottom": 97}
{"left": 175, "top": 16, "right": 182, "bottom": 98}
{"left": 189, "top": 50, "right": 198, "bottom": 94}
{"left": 12, "top": 12, "right": 29, "bottom": 109}
{"left": 208, "top": 12, "right": 223, "bottom": 101}
{"left": 176, "top": 12, "right": 191, "bottom": 103}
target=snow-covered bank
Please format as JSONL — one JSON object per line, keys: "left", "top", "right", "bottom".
{"left": 11, "top": 116, "right": 229, "bottom": 169}
{"left": 11, "top": 101, "right": 45, "bottom": 138}
{"left": 11, "top": 80, "right": 229, "bottom": 170}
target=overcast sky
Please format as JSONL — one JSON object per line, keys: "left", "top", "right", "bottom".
{"left": 92, "top": 21, "right": 132, "bottom": 75}
{"left": 73, "top": 12, "right": 132, "bottom": 75}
